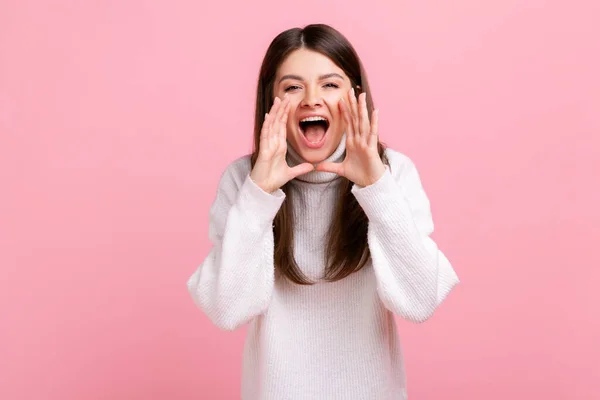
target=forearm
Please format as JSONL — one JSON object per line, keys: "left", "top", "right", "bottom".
{"left": 353, "top": 169, "right": 459, "bottom": 322}
{"left": 187, "top": 175, "right": 285, "bottom": 330}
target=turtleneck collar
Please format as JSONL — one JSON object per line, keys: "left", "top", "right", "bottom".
{"left": 286, "top": 134, "right": 347, "bottom": 184}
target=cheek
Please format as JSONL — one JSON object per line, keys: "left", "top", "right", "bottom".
{"left": 286, "top": 102, "right": 301, "bottom": 129}
{"left": 287, "top": 100, "right": 301, "bottom": 119}
{"left": 325, "top": 93, "right": 345, "bottom": 113}
{"left": 326, "top": 99, "right": 343, "bottom": 122}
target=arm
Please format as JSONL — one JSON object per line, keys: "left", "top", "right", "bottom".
{"left": 351, "top": 152, "right": 459, "bottom": 323}
{"left": 187, "top": 160, "right": 285, "bottom": 331}
{"left": 189, "top": 95, "right": 312, "bottom": 331}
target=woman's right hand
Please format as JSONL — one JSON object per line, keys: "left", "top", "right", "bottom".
{"left": 250, "top": 96, "right": 314, "bottom": 193}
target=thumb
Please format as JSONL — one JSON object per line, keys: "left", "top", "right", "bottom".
{"left": 289, "top": 162, "right": 315, "bottom": 179}
{"left": 315, "top": 162, "right": 343, "bottom": 176}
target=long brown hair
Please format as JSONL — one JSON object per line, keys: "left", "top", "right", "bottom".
{"left": 251, "top": 24, "right": 388, "bottom": 284}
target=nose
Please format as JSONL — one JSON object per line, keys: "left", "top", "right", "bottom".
{"left": 300, "top": 86, "right": 322, "bottom": 108}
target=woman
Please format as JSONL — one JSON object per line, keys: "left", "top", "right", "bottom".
{"left": 187, "top": 23, "right": 459, "bottom": 400}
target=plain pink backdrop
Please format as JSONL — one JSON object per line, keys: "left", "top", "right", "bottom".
{"left": 1, "top": 0, "right": 599, "bottom": 399}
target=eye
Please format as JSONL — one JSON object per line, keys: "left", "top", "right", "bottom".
{"left": 324, "top": 83, "right": 339, "bottom": 89}
{"left": 284, "top": 85, "right": 301, "bottom": 92}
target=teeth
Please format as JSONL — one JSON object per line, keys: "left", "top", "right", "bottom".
{"left": 300, "top": 116, "right": 327, "bottom": 123}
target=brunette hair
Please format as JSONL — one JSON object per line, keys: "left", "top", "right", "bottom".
{"left": 251, "top": 24, "right": 388, "bottom": 284}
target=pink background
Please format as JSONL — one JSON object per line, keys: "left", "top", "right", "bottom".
{"left": 1, "top": 0, "right": 599, "bottom": 399}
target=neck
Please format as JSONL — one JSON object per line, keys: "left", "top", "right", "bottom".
{"left": 286, "top": 134, "right": 346, "bottom": 184}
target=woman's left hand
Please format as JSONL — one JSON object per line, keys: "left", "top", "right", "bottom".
{"left": 316, "top": 88, "right": 386, "bottom": 187}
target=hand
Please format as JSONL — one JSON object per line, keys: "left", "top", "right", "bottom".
{"left": 250, "top": 95, "right": 315, "bottom": 193}
{"left": 316, "top": 88, "right": 386, "bottom": 187}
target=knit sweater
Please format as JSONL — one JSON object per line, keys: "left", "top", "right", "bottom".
{"left": 187, "top": 135, "right": 459, "bottom": 400}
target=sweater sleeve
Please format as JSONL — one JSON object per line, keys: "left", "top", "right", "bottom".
{"left": 187, "top": 160, "right": 285, "bottom": 331}
{"left": 351, "top": 152, "right": 459, "bottom": 323}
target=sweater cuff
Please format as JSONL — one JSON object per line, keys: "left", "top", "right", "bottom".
{"left": 238, "top": 175, "right": 286, "bottom": 223}
{"left": 351, "top": 168, "right": 411, "bottom": 224}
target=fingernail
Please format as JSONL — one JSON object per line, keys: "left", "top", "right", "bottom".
{"left": 351, "top": 87, "right": 355, "bottom": 96}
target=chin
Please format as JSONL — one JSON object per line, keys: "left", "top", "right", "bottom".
{"left": 299, "top": 150, "right": 329, "bottom": 164}
{"left": 291, "top": 138, "right": 338, "bottom": 164}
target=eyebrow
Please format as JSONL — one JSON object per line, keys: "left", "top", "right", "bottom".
{"left": 278, "top": 73, "right": 345, "bottom": 83}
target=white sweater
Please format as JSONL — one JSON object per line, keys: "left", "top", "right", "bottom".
{"left": 187, "top": 135, "right": 459, "bottom": 399}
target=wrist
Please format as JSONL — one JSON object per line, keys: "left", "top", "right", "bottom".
{"left": 362, "top": 163, "right": 387, "bottom": 187}
{"left": 249, "top": 174, "right": 277, "bottom": 194}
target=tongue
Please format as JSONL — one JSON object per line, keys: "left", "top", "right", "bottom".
{"left": 304, "top": 125, "right": 326, "bottom": 143}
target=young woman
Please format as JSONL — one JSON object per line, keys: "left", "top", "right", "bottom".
{"left": 187, "top": 24, "right": 459, "bottom": 400}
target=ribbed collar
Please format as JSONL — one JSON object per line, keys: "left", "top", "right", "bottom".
{"left": 286, "top": 134, "right": 347, "bottom": 183}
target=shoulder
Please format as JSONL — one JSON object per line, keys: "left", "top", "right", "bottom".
{"left": 383, "top": 147, "right": 434, "bottom": 224}
{"left": 382, "top": 147, "right": 430, "bottom": 198}
{"left": 383, "top": 147, "right": 419, "bottom": 177}
{"left": 215, "top": 154, "right": 253, "bottom": 195}
{"left": 223, "top": 154, "right": 253, "bottom": 179}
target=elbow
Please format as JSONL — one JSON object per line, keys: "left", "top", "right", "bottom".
{"left": 187, "top": 286, "right": 246, "bottom": 331}
{"left": 402, "top": 305, "right": 436, "bottom": 324}
{"left": 396, "top": 279, "right": 460, "bottom": 324}
{"left": 187, "top": 280, "right": 270, "bottom": 332}
{"left": 381, "top": 291, "right": 438, "bottom": 324}
{"left": 208, "top": 312, "right": 248, "bottom": 332}
{"left": 406, "top": 293, "right": 439, "bottom": 323}
{"left": 206, "top": 301, "right": 270, "bottom": 331}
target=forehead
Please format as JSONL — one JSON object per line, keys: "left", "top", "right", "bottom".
{"left": 276, "top": 48, "right": 348, "bottom": 80}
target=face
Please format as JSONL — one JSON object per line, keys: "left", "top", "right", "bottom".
{"left": 273, "top": 48, "right": 352, "bottom": 164}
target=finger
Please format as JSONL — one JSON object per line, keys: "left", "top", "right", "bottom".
{"left": 349, "top": 88, "right": 360, "bottom": 130}
{"left": 270, "top": 97, "right": 281, "bottom": 114}
{"left": 359, "top": 93, "right": 370, "bottom": 141}
{"left": 315, "top": 161, "right": 344, "bottom": 176}
{"left": 339, "top": 99, "right": 355, "bottom": 147}
{"left": 272, "top": 96, "right": 289, "bottom": 138}
{"left": 279, "top": 99, "right": 290, "bottom": 138}
{"left": 348, "top": 88, "right": 360, "bottom": 142}
{"left": 260, "top": 112, "right": 271, "bottom": 139}
{"left": 275, "top": 95, "right": 289, "bottom": 123}
{"left": 267, "top": 98, "right": 282, "bottom": 139}
{"left": 368, "top": 109, "right": 379, "bottom": 149}
{"left": 288, "top": 162, "right": 315, "bottom": 179}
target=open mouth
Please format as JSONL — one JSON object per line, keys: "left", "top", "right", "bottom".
{"left": 299, "top": 116, "right": 329, "bottom": 146}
